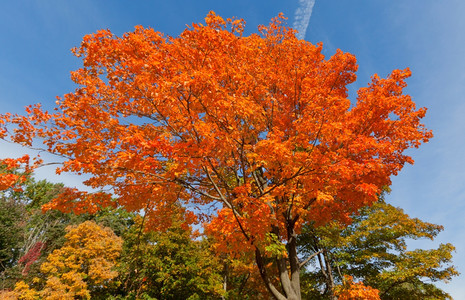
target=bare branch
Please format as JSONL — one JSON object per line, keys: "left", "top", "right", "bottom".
{"left": 300, "top": 249, "right": 324, "bottom": 268}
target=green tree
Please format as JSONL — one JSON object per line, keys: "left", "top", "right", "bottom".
{"left": 0, "top": 195, "right": 24, "bottom": 274}
{"left": 1, "top": 177, "right": 82, "bottom": 290}
{"left": 114, "top": 215, "right": 225, "bottom": 300}
{"left": 298, "top": 200, "right": 458, "bottom": 299}
{"left": 0, "top": 164, "right": 29, "bottom": 277}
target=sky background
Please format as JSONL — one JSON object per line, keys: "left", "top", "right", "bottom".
{"left": 1, "top": 0, "right": 464, "bottom": 297}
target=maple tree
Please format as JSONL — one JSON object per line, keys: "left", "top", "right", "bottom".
{"left": 0, "top": 12, "right": 432, "bottom": 299}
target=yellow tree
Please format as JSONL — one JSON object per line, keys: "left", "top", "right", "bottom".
{"left": 0, "top": 12, "right": 431, "bottom": 299}
{"left": 298, "top": 199, "right": 457, "bottom": 299}
{"left": 14, "top": 221, "right": 122, "bottom": 299}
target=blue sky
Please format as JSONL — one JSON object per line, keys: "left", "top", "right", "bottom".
{"left": 1, "top": 0, "right": 464, "bottom": 297}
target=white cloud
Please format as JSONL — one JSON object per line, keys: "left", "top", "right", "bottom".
{"left": 292, "top": 0, "right": 316, "bottom": 40}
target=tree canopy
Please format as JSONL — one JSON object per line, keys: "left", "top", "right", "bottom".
{"left": 13, "top": 220, "right": 123, "bottom": 300}
{"left": 0, "top": 12, "right": 432, "bottom": 299}
{"left": 298, "top": 199, "right": 458, "bottom": 299}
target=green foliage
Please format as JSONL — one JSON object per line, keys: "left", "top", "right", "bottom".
{"left": 264, "top": 233, "right": 287, "bottom": 258}
{"left": 0, "top": 166, "right": 28, "bottom": 276}
{"left": 114, "top": 216, "right": 225, "bottom": 300}
{"left": 299, "top": 200, "right": 458, "bottom": 299}
{"left": 0, "top": 197, "right": 24, "bottom": 273}
{"left": 24, "top": 179, "right": 65, "bottom": 210}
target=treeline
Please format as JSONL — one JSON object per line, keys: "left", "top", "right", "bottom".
{"left": 0, "top": 172, "right": 458, "bottom": 299}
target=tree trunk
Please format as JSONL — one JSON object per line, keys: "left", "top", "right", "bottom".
{"left": 254, "top": 222, "right": 303, "bottom": 300}
{"left": 322, "top": 249, "right": 337, "bottom": 300}
{"left": 221, "top": 263, "right": 228, "bottom": 300}
{"left": 286, "top": 221, "right": 302, "bottom": 300}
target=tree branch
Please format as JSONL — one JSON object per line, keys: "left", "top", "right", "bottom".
{"left": 300, "top": 249, "right": 324, "bottom": 268}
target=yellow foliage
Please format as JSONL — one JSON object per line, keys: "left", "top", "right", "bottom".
{"left": 14, "top": 221, "right": 122, "bottom": 299}
{"left": 12, "top": 281, "right": 38, "bottom": 300}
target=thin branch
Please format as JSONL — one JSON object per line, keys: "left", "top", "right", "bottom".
{"left": 203, "top": 166, "right": 228, "bottom": 203}
{"left": 300, "top": 249, "right": 324, "bottom": 268}
{"left": 202, "top": 166, "right": 251, "bottom": 241}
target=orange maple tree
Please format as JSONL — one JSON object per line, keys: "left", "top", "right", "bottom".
{"left": 0, "top": 12, "right": 431, "bottom": 299}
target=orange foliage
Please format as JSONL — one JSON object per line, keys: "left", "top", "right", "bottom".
{"left": 336, "top": 276, "right": 381, "bottom": 300}
{"left": 0, "top": 155, "right": 37, "bottom": 191}
{"left": 0, "top": 10, "right": 430, "bottom": 279}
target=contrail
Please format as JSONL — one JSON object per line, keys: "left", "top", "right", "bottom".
{"left": 292, "top": 0, "right": 316, "bottom": 40}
